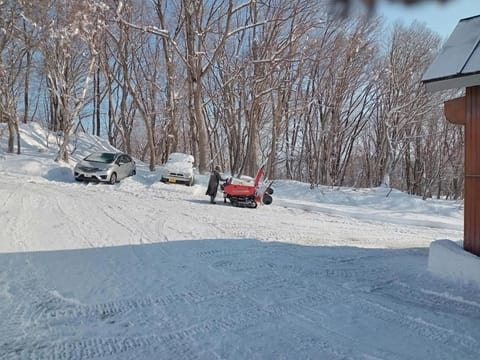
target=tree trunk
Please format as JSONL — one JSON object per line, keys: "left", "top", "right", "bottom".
{"left": 23, "top": 49, "right": 31, "bottom": 124}
{"left": 184, "top": 4, "right": 208, "bottom": 173}
{"left": 7, "top": 116, "right": 15, "bottom": 153}
{"left": 14, "top": 120, "right": 21, "bottom": 154}
{"left": 155, "top": 2, "right": 178, "bottom": 157}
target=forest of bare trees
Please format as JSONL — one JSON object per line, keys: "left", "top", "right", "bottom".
{"left": 0, "top": 0, "right": 465, "bottom": 199}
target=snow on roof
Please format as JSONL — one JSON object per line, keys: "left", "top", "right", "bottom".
{"left": 422, "top": 14, "right": 480, "bottom": 92}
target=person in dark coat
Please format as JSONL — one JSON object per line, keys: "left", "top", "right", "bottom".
{"left": 206, "top": 165, "right": 226, "bottom": 204}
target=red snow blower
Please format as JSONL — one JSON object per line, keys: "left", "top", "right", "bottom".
{"left": 221, "top": 166, "right": 274, "bottom": 208}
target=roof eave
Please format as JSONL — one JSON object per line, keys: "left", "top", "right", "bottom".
{"left": 423, "top": 73, "right": 480, "bottom": 93}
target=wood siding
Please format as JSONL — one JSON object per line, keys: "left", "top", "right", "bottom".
{"left": 465, "top": 86, "right": 480, "bottom": 256}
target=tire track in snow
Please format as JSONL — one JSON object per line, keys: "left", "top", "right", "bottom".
{"left": 302, "top": 283, "right": 480, "bottom": 358}
{"left": 0, "top": 258, "right": 79, "bottom": 355}
{"left": 52, "top": 191, "right": 100, "bottom": 248}
{"left": 3, "top": 261, "right": 478, "bottom": 360}
{"left": 17, "top": 267, "right": 474, "bottom": 359}
{"left": 194, "top": 245, "right": 283, "bottom": 259}
{"left": 203, "top": 248, "right": 479, "bottom": 358}
{"left": 1, "top": 334, "right": 197, "bottom": 360}
{"left": 359, "top": 296, "right": 480, "bottom": 356}
{"left": 0, "top": 181, "right": 31, "bottom": 249}
{"left": 3, "top": 292, "right": 357, "bottom": 360}
{"left": 30, "top": 276, "right": 289, "bottom": 325}
{"left": 370, "top": 281, "right": 480, "bottom": 319}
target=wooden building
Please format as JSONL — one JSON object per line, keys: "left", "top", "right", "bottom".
{"left": 422, "top": 14, "right": 480, "bottom": 257}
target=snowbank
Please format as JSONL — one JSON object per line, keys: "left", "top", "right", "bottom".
{"left": 428, "top": 239, "right": 480, "bottom": 287}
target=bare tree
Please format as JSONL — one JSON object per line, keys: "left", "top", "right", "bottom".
{"left": 153, "top": 0, "right": 181, "bottom": 160}
{"left": 107, "top": 1, "right": 165, "bottom": 170}
{"left": 0, "top": 1, "right": 24, "bottom": 154}
{"left": 282, "top": 15, "right": 379, "bottom": 186}
{"left": 22, "top": 0, "right": 107, "bottom": 162}
{"left": 178, "top": 0, "right": 237, "bottom": 173}
{"left": 103, "top": 9, "right": 138, "bottom": 154}
{"left": 372, "top": 23, "right": 441, "bottom": 188}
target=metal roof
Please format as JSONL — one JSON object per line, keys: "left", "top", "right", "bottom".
{"left": 422, "top": 15, "right": 480, "bottom": 92}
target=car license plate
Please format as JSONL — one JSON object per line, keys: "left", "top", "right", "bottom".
{"left": 168, "top": 177, "right": 177, "bottom": 183}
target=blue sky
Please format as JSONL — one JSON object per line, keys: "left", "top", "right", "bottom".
{"left": 377, "top": 0, "right": 479, "bottom": 39}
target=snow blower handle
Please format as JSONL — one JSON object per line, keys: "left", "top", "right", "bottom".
{"left": 220, "top": 177, "right": 231, "bottom": 191}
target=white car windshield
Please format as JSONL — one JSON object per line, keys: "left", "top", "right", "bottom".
{"left": 85, "top": 153, "right": 116, "bottom": 164}
{"left": 167, "top": 153, "right": 194, "bottom": 164}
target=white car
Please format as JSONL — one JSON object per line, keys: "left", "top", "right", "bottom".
{"left": 160, "top": 152, "right": 195, "bottom": 186}
{"left": 74, "top": 152, "right": 136, "bottom": 184}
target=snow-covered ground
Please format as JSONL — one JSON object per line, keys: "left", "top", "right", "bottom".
{"left": 0, "top": 123, "right": 479, "bottom": 360}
